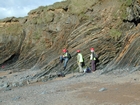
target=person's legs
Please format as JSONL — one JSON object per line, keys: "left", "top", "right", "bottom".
{"left": 78, "top": 62, "right": 83, "bottom": 73}
{"left": 60, "top": 56, "right": 63, "bottom": 63}
{"left": 91, "top": 60, "right": 96, "bottom": 71}
{"left": 64, "top": 58, "right": 68, "bottom": 70}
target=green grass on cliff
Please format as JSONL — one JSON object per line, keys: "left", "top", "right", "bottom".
{"left": 68, "top": 0, "right": 97, "bottom": 15}
{"left": 0, "top": 23, "right": 22, "bottom": 35}
{"left": 109, "top": 28, "right": 122, "bottom": 41}
{"left": 119, "top": 0, "right": 133, "bottom": 20}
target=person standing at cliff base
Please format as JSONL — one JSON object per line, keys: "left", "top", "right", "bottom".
{"left": 76, "top": 50, "right": 84, "bottom": 73}
{"left": 60, "top": 49, "right": 71, "bottom": 70}
{"left": 90, "top": 48, "right": 97, "bottom": 72}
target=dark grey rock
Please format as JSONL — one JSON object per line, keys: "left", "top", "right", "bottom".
{"left": 41, "top": 91, "right": 47, "bottom": 94}
{"left": 3, "top": 82, "right": 9, "bottom": 88}
{"left": 12, "top": 96, "right": 20, "bottom": 101}
{"left": 12, "top": 82, "right": 19, "bottom": 87}
{"left": 5, "top": 87, "right": 12, "bottom": 91}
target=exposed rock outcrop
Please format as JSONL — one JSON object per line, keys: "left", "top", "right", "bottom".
{"left": 0, "top": 0, "right": 140, "bottom": 82}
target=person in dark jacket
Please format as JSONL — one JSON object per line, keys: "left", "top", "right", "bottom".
{"left": 90, "top": 48, "right": 97, "bottom": 72}
{"left": 60, "top": 49, "right": 71, "bottom": 70}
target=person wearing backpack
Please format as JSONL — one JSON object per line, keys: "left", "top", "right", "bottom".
{"left": 60, "top": 49, "right": 71, "bottom": 70}
{"left": 90, "top": 48, "right": 97, "bottom": 72}
{"left": 76, "top": 50, "right": 84, "bottom": 73}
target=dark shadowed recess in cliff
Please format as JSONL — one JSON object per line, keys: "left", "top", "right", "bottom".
{"left": 132, "top": 18, "right": 140, "bottom": 26}
{"left": 123, "top": 18, "right": 140, "bottom": 26}
{"left": 0, "top": 53, "right": 20, "bottom": 70}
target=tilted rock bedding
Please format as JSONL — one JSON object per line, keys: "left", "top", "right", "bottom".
{"left": 0, "top": 0, "right": 140, "bottom": 89}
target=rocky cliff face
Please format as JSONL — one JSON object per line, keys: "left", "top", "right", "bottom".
{"left": 0, "top": 0, "right": 140, "bottom": 80}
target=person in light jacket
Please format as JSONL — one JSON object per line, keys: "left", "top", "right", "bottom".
{"left": 76, "top": 50, "right": 84, "bottom": 73}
